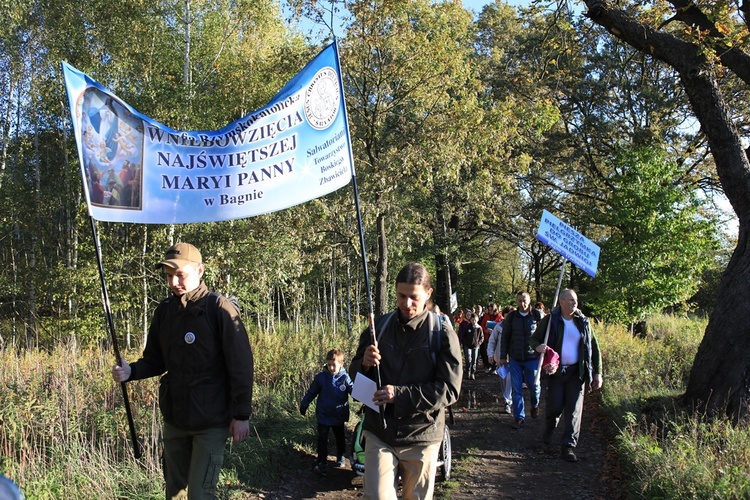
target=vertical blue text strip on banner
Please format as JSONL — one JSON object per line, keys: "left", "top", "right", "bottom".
{"left": 62, "top": 43, "right": 352, "bottom": 224}
{"left": 535, "top": 209, "right": 600, "bottom": 278}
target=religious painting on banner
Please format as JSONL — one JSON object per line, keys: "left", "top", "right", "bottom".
{"left": 62, "top": 42, "right": 353, "bottom": 224}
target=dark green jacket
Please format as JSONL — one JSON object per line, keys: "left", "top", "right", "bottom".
{"left": 350, "top": 309, "right": 462, "bottom": 446}
{"left": 530, "top": 306, "right": 602, "bottom": 385}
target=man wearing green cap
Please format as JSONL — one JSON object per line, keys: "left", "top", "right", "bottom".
{"left": 112, "top": 242, "right": 254, "bottom": 499}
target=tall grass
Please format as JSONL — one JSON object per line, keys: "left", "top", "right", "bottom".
{"left": 0, "top": 322, "right": 361, "bottom": 498}
{"left": 597, "top": 314, "right": 705, "bottom": 423}
{"left": 597, "top": 313, "right": 750, "bottom": 498}
{"left": 7, "top": 314, "right": 749, "bottom": 498}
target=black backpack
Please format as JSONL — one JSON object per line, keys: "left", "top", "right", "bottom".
{"left": 205, "top": 291, "right": 241, "bottom": 335}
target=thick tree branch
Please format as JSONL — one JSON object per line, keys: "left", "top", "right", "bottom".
{"left": 667, "top": 0, "right": 750, "bottom": 86}
{"left": 584, "top": 0, "right": 750, "bottom": 226}
{"left": 585, "top": 0, "right": 703, "bottom": 72}
{"left": 741, "top": 0, "right": 750, "bottom": 32}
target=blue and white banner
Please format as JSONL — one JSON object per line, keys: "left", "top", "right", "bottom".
{"left": 62, "top": 43, "right": 353, "bottom": 224}
{"left": 536, "top": 209, "right": 600, "bottom": 278}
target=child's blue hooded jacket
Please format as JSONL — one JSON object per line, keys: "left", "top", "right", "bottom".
{"left": 300, "top": 367, "right": 353, "bottom": 426}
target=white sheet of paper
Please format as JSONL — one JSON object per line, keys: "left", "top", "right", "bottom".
{"left": 352, "top": 373, "right": 379, "bottom": 412}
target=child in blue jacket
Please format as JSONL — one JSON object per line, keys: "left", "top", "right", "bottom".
{"left": 300, "top": 348, "right": 353, "bottom": 476}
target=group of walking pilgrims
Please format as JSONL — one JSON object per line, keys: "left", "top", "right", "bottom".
{"left": 111, "top": 243, "right": 602, "bottom": 500}
{"left": 452, "top": 290, "right": 603, "bottom": 463}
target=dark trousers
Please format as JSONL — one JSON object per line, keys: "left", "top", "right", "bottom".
{"left": 317, "top": 422, "right": 346, "bottom": 463}
{"left": 544, "top": 364, "right": 585, "bottom": 448}
{"left": 479, "top": 339, "right": 491, "bottom": 367}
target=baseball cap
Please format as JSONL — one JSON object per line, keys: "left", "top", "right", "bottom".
{"left": 156, "top": 242, "right": 202, "bottom": 270}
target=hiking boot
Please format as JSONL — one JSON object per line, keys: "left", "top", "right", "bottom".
{"left": 313, "top": 462, "right": 327, "bottom": 476}
{"left": 531, "top": 406, "right": 539, "bottom": 418}
{"left": 503, "top": 402, "right": 512, "bottom": 414}
{"left": 336, "top": 456, "right": 346, "bottom": 468}
{"left": 512, "top": 418, "right": 524, "bottom": 430}
{"left": 562, "top": 447, "right": 578, "bottom": 462}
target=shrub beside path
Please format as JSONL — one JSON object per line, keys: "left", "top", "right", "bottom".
{"left": 264, "top": 366, "right": 625, "bottom": 499}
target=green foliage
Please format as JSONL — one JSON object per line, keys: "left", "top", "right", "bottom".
{"left": 341, "top": 0, "right": 528, "bottom": 314}
{"left": 588, "top": 147, "right": 721, "bottom": 324}
{"left": 454, "top": 239, "right": 525, "bottom": 310}
{"left": 597, "top": 314, "right": 705, "bottom": 416}
{"left": 618, "top": 410, "right": 750, "bottom": 498}
{"left": 687, "top": 237, "right": 733, "bottom": 316}
{"left": 598, "top": 313, "right": 750, "bottom": 498}
{"left": 0, "top": 344, "right": 163, "bottom": 498}
{"left": 0, "top": 0, "right": 734, "bottom": 352}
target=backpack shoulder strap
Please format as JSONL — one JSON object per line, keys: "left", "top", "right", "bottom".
{"left": 375, "top": 311, "right": 397, "bottom": 343}
{"left": 429, "top": 312, "right": 453, "bottom": 418}
{"left": 376, "top": 311, "right": 443, "bottom": 365}
{"left": 428, "top": 311, "right": 443, "bottom": 365}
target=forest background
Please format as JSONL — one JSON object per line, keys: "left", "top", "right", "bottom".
{"left": 1, "top": 0, "right": 735, "bottom": 351}
{"left": 2, "top": 0, "right": 750, "bottom": 497}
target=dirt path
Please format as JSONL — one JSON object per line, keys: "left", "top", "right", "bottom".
{"left": 264, "top": 366, "right": 625, "bottom": 499}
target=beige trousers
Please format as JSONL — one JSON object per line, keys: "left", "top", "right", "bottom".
{"left": 362, "top": 430, "right": 440, "bottom": 500}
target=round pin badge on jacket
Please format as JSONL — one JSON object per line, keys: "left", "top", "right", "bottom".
{"left": 184, "top": 332, "right": 196, "bottom": 344}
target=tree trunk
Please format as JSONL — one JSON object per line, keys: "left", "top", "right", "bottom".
{"left": 346, "top": 247, "right": 353, "bottom": 336}
{"left": 374, "top": 213, "right": 389, "bottom": 316}
{"left": 434, "top": 212, "right": 453, "bottom": 314}
{"left": 28, "top": 120, "right": 41, "bottom": 348}
{"left": 583, "top": 0, "right": 750, "bottom": 420}
{"left": 434, "top": 252, "right": 452, "bottom": 314}
{"left": 331, "top": 250, "right": 337, "bottom": 335}
{"left": 0, "top": 75, "right": 13, "bottom": 188}
{"left": 683, "top": 235, "right": 750, "bottom": 421}
{"left": 183, "top": 0, "right": 192, "bottom": 88}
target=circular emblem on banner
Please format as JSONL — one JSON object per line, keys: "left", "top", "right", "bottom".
{"left": 304, "top": 67, "right": 340, "bottom": 130}
{"left": 184, "top": 332, "right": 196, "bottom": 345}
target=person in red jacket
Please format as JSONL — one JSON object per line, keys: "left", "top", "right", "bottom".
{"left": 453, "top": 308, "right": 466, "bottom": 328}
